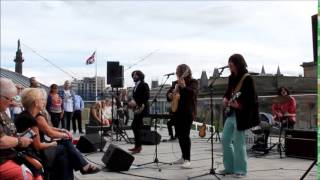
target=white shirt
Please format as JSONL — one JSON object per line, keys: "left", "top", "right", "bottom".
{"left": 63, "top": 90, "right": 74, "bottom": 112}
{"left": 133, "top": 81, "right": 141, "bottom": 92}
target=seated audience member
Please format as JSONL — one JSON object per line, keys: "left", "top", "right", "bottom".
{"left": 102, "top": 99, "right": 113, "bottom": 126}
{"left": 272, "top": 87, "right": 296, "bottom": 129}
{"left": 15, "top": 88, "right": 100, "bottom": 180}
{"left": 89, "top": 101, "right": 109, "bottom": 126}
{"left": 0, "top": 77, "right": 41, "bottom": 180}
{"left": 10, "top": 84, "right": 24, "bottom": 119}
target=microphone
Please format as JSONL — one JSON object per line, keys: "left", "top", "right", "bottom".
{"left": 218, "top": 65, "right": 229, "bottom": 69}
{"left": 163, "top": 72, "right": 175, "bottom": 76}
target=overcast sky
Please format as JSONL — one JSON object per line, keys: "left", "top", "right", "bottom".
{"left": 0, "top": 1, "right": 317, "bottom": 87}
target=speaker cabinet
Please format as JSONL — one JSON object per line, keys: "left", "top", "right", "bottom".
{"left": 285, "top": 129, "right": 317, "bottom": 160}
{"left": 102, "top": 144, "right": 135, "bottom": 171}
{"left": 107, "top": 61, "right": 119, "bottom": 84}
{"left": 112, "top": 65, "right": 124, "bottom": 88}
{"left": 141, "top": 130, "right": 161, "bottom": 145}
{"left": 107, "top": 61, "right": 123, "bottom": 88}
{"left": 76, "top": 134, "right": 107, "bottom": 153}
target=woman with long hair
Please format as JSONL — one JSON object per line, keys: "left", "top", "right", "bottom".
{"left": 15, "top": 88, "right": 99, "bottom": 180}
{"left": 220, "top": 54, "right": 259, "bottom": 177}
{"left": 167, "top": 64, "right": 198, "bottom": 169}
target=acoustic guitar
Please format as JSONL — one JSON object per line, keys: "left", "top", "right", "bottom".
{"left": 198, "top": 123, "right": 206, "bottom": 138}
{"left": 171, "top": 69, "right": 190, "bottom": 113}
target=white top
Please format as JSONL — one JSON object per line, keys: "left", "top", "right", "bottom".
{"left": 63, "top": 90, "right": 74, "bottom": 112}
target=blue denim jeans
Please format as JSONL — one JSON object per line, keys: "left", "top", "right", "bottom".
{"left": 222, "top": 114, "right": 247, "bottom": 175}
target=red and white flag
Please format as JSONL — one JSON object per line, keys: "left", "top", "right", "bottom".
{"left": 85, "top": 51, "right": 96, "bottom": 65}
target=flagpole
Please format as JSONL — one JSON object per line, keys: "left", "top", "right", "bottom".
{"left": 95, "top": 50, "right": 98, "bottom": 102}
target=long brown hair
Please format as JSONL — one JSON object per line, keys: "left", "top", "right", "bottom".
{"left": 176, "top": 64, "right": 192, "bottom": 81}
{"left": 229, "top": 54, "right": 248, "bottom": 76}
{"left": 228, "top": 54, "right": 248, "bottom": 85}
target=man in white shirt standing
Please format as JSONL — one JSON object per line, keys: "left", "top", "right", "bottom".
{"left": 61, "top": 80, "right": 74, "bottom": 130}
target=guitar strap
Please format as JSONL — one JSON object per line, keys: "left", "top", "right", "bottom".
{"left": 234, "top": 73, "right": 250, "bottom": 94}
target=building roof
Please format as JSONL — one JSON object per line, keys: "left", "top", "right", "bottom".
{"left": 0, "top": 67, "right": 49, "bottom": 90}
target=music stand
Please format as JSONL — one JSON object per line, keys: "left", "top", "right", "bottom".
{"left": 188, "top": 67, "right": 226, "bottom": 180}
{"left": 138, "top": 74, "right": 172, "bottom": 171}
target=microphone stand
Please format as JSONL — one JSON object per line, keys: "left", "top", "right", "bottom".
{"left": 188, "top": 67, "right": 226, "bottom": 180}
{"left": 138, "top": 74, "right": 172, "bottom": 172}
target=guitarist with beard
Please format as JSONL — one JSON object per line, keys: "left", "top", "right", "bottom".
{"left": 167, "top": 64, "right": 198, "bottom": 169}
{"left": 220, "top": 54, "right": 259, "bottom": 178}
{"left": 128, "top": 70, "right": 150, "bottom": 154}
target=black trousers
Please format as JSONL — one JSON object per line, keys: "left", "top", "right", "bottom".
{"left": 131, "top": 113, "right": 144, "bottom": 148}
{"left": 51, "top": 139, "right": 88, "bottom": 179}
{"left": 64, "top": 112, "right": 73, "bottom": 131}
{"left": 175, "top": 116, "right": 193, "bottom": 161}
{"left": 72, "top": 110, "right": 83, "bottom": 133}
{"left": 50, "top": 112, "right": 61, "bottom": 128}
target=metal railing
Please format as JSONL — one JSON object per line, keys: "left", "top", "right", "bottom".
{"left": 81, "top": 93, "right": 317, "bottom": 133}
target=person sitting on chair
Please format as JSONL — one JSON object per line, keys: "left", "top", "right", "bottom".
{"left": 0, "top": 77, "right": 40, "bottom": 180}
{"left": 101, "top": 99, "right": 112, "bottom": 127}
{"left": 88, "top": 101, "right": 109, "bottom": 126}
{"left": 15, "top": 88, "right": 100, "bottom": 179}
{"left": 272, "top": 87, "right": 296, "bottom": 129}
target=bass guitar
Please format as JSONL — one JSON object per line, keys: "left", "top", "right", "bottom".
{"left": 224, "top": 92, "right": 241, "bottom": 117}
{"left": 129, "top": 100, "right": 145, "bottom": 115}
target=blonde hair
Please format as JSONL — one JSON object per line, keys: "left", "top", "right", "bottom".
{"left": 21, "top": 88, "right": 47, "bottom": 110}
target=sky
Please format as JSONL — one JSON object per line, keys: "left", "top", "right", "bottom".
{"left": 0, "top": 1, "right": 317, "bottom": 88}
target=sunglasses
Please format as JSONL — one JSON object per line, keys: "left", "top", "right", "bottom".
{"left": 1, "top": 95, "right": 14, "bottom": 102}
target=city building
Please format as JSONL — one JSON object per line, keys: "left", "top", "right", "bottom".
{"left": 72, "top": 76, "right": 105, "bottom": 101}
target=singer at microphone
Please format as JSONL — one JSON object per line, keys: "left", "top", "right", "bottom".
{"left": 164, "top": 72, "right": 175, "bottom": 76}
{"left": 218, "top": 65, "right": 229, "bottom": 69}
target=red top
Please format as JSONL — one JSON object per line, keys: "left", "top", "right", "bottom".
{"left": 272, "top": 96, "right": 296, "bottom": 123}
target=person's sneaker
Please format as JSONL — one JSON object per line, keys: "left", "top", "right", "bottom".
{"left": 181, "top": 160, "right": 192, "bottom": 169}
{"left": 173, "top": 158, "right": 184, "bottom": 164}
{"left": 233, "top": 173, "right": 246, "bottom": 178}
{"left": 218, "top": 170, "right": 233, "bottom": 175}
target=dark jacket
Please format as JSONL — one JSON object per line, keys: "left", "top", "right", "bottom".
{"left": 132, "top": 81, "right": 150, "bottom": 115}
{"left": 224, "top": 74, "right": 260, "bottom": 131}
{"left": 167, "top": 79, "right": 198, "bottom": 123}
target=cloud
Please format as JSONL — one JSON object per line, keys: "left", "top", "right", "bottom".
{"left": 0, "top": 1, "right": 316, "bottom": 87}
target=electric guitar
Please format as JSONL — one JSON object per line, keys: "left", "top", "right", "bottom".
{"left": 224, "top": 92, "right": 241, "bottom": 117}
{"left": 198, "top": 123, "right": 206, "bottom": 138}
